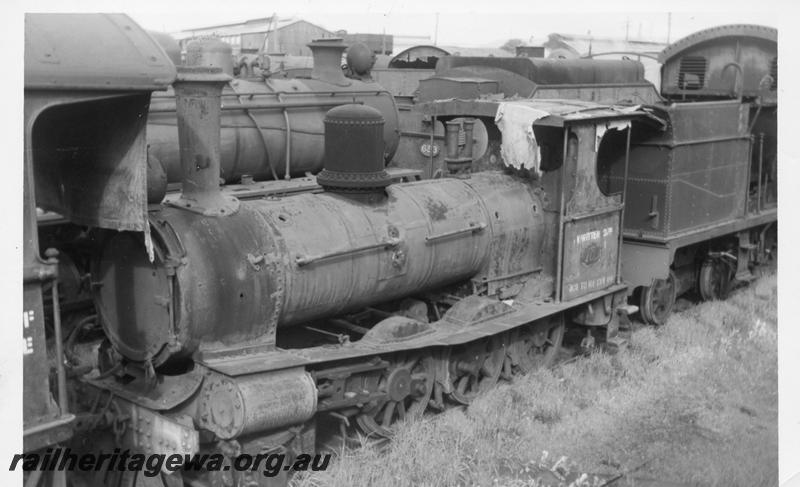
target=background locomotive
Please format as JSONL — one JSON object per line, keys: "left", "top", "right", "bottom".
{"left": 21, "top": 14, "right": 776, "bottom": 487}
{"left": 394, "top": 23, "right": 777, "bottom": 324}
{"left": 619, "top": 24, "right": 777, "bottom": 324}
{"left": 145, "top": 37, "right": 400, "bottom": 187}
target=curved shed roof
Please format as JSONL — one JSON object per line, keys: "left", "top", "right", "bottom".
{"left": 390, "top": 45, "right": 450, "bottom": 64}
{"left": 658, "top": 24, "right": 777, "bottom": 63}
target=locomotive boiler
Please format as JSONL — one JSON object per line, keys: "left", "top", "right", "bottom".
{"left": 98, "top": 103, "right": 547, "bottom": 366}
{"left": 146, "top": 38, "right": 400, "bottom": 187}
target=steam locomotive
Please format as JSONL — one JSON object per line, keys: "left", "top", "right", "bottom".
{"left": 402, "top": 23, "right": 777, "bottom": 324}
{"left": 21, "top": 14, "right": 776, "bottom": 487}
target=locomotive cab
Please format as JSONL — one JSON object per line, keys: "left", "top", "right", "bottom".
{"left": 416, "top": 98, "right": 641, "bottom": 308}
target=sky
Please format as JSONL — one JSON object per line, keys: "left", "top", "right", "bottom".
{"left": 9, "top": 0, "right": 785, "bottom": 49}
{"left": 128, "top": 10, "right": 780, "bottom": 49}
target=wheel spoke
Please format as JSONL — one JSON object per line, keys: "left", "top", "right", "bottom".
{"left": 404, "top": 356, "right": 420, "bottom": 370}
{"left": 500, "top": 356, "right": 513, "bottom": 380}
{"left": 411, "top": 372, "right": 428, "bottom": 383}
{"left": 356, "top": 352, "right": 434, "bottom": 437}
{"left": 456, "top": 375, "right": 469, "bottom": 395}
{"left": 382, "top": 401, "right": 396, "bottom": 427}
{"left": 446, "top": 338, "right": 507, "bottom": 404}
{"left": 508, "top": 317, "right": 565, "bottom": 374}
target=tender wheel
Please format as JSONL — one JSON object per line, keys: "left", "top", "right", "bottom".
{"left": 639, "top": 271, "right": 677, "bottom": 326}
{"left": 507, "top": 315, "right": 565, "bottom": 374}
{"left": 698, "top": 258, "right": 732, "bottom": 301}
{"left": 447, "top": 337, "right": 505, "bottom": 405}
{"left": 356, "top": 352, "right": 434, "bottom": 438}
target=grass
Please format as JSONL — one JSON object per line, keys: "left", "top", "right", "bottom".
{"left": 294, "top": 274, "right": 778, "bottom": 487}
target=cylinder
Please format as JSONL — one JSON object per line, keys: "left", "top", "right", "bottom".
{"left": 93, "top": 172, "right": 544, "bottom": 366}
{"left": 196, "top": 368, "right": 317, "bottom": 439}
{"left": 462, "top": 119, "right": 475, "bottom": 157}
{"left": 444, "top": 121, "right": 460, "bottom": 160}
{"left": 170, "top": 66, "right": 237, "bottom": 216}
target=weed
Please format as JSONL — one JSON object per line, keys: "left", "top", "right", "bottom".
{"left": 294, "top": 273, "right": 777, "bottom": 487}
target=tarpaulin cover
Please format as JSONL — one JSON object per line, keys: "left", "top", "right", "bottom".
{"left": 494, "top": 102, "right": 549, "bottom": 176}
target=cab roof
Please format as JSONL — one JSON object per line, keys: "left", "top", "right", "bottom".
{"left": 25, "top": 14, "right": 176, "bottom": 91}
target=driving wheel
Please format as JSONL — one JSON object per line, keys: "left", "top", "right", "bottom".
{"left": 356, "top": 352, "right": 434, "bottom": 438}
{"left": 507, "top": 315, "right": 565, "bottom": 374}
{"left": 447, "top": 337, "right": 505, "bottom": 405}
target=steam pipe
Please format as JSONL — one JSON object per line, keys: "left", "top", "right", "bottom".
{"left": 462, "top": 119, "right": 475, "bottom": 162}
{"left": 444, "top": 121, "right": 460, "bottom": 161}
{"left": 148, "top": 99, "right": 361, "bottom": 113}
{"left": 444, "top": 119, "right": 475, "bottom": 176}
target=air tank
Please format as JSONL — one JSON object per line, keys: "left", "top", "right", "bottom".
{"left": 146, "top": 38, "right": 400, "bottom": 184}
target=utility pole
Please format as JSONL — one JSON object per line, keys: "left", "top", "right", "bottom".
{"left": 434, "top": 12, "right": 439, "bottom": 46}
{"left": 625, "top": 18, "right": 629, "bottom": 41}
{"left": 667, "top": 12, "right": 672, "bottom": 43}
{"left": 587, "top": 30, "right": 592, "bottom": 56}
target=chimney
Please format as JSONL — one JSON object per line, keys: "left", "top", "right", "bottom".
{"left": 168, "top": 65, "right": 239, "bottom": 216}
{"left": 308, "top": 38, "right": 350, "bottom": 86}
{"left": 185, "top": 38, "right": 235, "bottom": 77}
